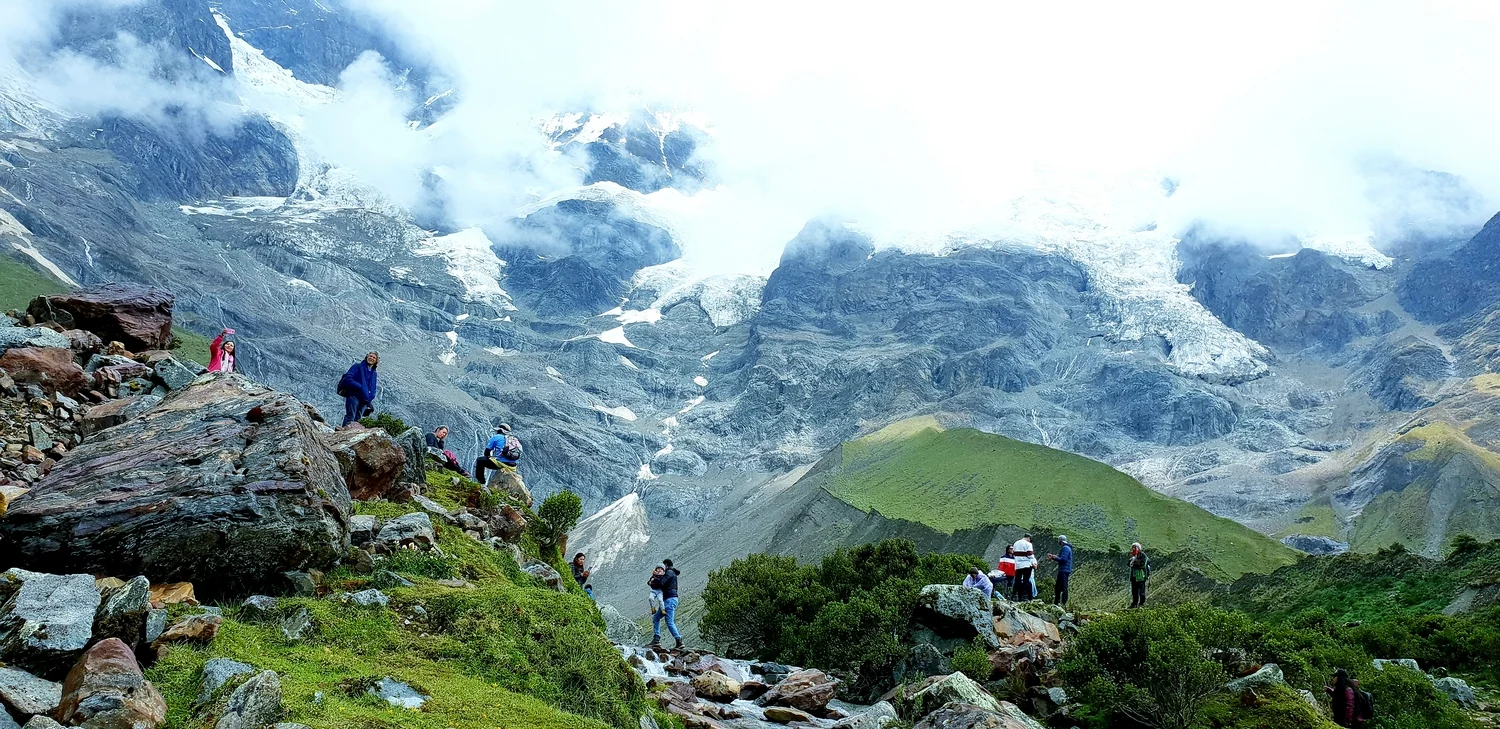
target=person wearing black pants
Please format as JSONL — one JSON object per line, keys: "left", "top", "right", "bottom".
{"left": 1048, "top": 535, "right": 1074, "bottom": 607}
{"left": 1128, "top": 542, "right": 1150, "bottom": 608}
{"left": 1010, "top": 534, "right": 1036, "bottom": 601}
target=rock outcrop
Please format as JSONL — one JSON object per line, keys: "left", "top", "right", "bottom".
{"left": 324, "top": 426, "right": 407, "bottom": 501}
{"left": 54, "top": 638, "right": 166, "bottom": 729}
{"left": 28, "top": 285, "right": 175, "bottom": 353}
{"left": 0, "top": 376, "right": 351, "bottom": 593}
{"left": 0, "top": 349, "right": 88, "bottom": 397}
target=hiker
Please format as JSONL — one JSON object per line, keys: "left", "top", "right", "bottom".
{"left": 649, "top": 561, "right": 684, "bottom": 650}
{"left": 571, "top": 553, "right": 591, "bottom": 588}
{"left": 338, "top": 352, "right": 379, "bottom": 427}
{"left": 1328, "top": 669, "right": 1358, "bottom": 727}
{"left": 963, "top": 567, "right": 994, "bottom": 599}
{"left": 994, "top": 546, "right": 1017, "bottom": 594}
{"left": 1011, "top": 534, "right": 1036, "bottom": 601}
{"left": 474, "top": 423, "right": 523, "bottom": 484}
{"left": 1048, "top": 535, "right": 1074, "bottom": 607}
{"left": 424, "top": 426, "right": 470, "bottom": 477}
{"left": 208, "top": 328, "right": 237, "bottom": 373}
{"left": 1128, "top": 542, "right": 1150, "bottom": 608}
{"left": 1352, "top": 678, "right": 1373, "bottom": 729}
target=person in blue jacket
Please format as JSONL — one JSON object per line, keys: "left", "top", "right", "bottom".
{"left": 474, "top": 423, "right": 523, "bottom": 484}
{"left": 338, "top": 352, "right": 380, "bottom": 427}
{"left": 1048, "top": 535, "right": 1075, "bottom": 607}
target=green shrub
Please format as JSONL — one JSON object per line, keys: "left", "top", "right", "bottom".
{"left": 951, "top": 638, "right": 992, "bottom": 683}
{"left": 1361, "top": 664, "right": 1479, "bottom": 729}
{"left": 1197, "top": 685, "right": 1338, "bottom": 729}
{"left": 530, "top": 490, "right": 584, "bottom": 551}
{"left": 359, "top": 411, "right": 411, "bottom": 437}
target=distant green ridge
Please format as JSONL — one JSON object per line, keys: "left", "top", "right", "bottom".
{"left": 807, "top": 416, "right": 1299, "bottom": 580}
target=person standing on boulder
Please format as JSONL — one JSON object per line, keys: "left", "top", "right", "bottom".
{"left": 208, "top": 328, "right": 237, "bottom": 373}
{"left": 963, "top": 567, "right": 994, "bottom": 600}
{"left": 474, "top": 423, "right": 522, "bottom": 484}
{"left": 338, "top": 352, "right": 379, "bottom": 427}
{"left": 1048, "top": 535, "right": 1074, "bottom": 607}
{"left": 1128, "top": 542, "right": 1151, "bottom": 608}
{"left": 1011, "top": 534, "right": 1036, "bottom": 601}
{"left": 649, "top": 561, "right": 684, "bottom": 650}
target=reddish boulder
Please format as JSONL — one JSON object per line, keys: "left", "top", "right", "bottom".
{"left": 54, "top": 638, "right": 166, "bottom": 728}
{"left": 29, "top": 285, "right": 174, "bottom": 352}
{"left": 0, "top": 348, "right": 87, "bottom": 396}
{"left": 757, "top": 669, "right": 839, "bottom": 714}
{"left": 324, "top": 426, "right": 407, "bottom": 501}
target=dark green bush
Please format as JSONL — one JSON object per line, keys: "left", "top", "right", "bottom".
{"left": 1361, "top": 664, "right": 1478, "bottom": 729}
{"left": 529, "top": 490, "right": 583, "bottom": 551}
{"left": 358, "top": 411, "right": 410, "bottom": 437}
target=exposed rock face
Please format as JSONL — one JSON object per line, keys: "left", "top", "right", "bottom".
{"left": 913, "top": 702, "right": 1044, "bottom": 729}
{"left": 28, "top": 285, "right": 175, "bottom": 352}
{"left": 600, "top": 604, "right": 647, "bottom": 645}
{"left": 916, "top": 586, "right": 998, "bottom": 648}
{"left": 0, "top": 376, "right": 351, "bottom": 593}
{"left": 324, "top": 427, "right": 407, "bottom": 501}
{"left": 0, "top": 570, "right": 101, "bottom": 678}
{"left": 887, "top": 674, "right": 1005, "bottom": 721}
{"left": 93, "top": 576, "right": 152, "bottom": 648}
{"left": 0, "top": 328, "right": 71, "bottom": 355}
{"left": 0, "top": 349, "right": 87, "bottom": 397}
{"left": 757, "top": 669, "right": 838, "bottom": 714}
{"left": 54, "top": 638, "right": 166, "bottom": 729}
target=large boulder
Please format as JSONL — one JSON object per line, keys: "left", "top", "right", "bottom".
{"left": 54, "top": 638, "right": 166, "bottom": 729}
{"left": 913, "top": 702, "right": 1044, "bottom": 729}
{"left": 691, "top": 672, "right": 742, "bottom": 703}
{"left": 886, "top": 674, "right": 1005, "bottom": 721}
{"left": 28, "top": 285, "right": 174, "bottom": 352}
{"left": 393, "top": 428, "right": 427, "bottom": 487}
{"left": 0, "top": 349, "right": 87, "bottom": 397}
{"left": 1226, "top": 663, "right": 1284, "bottom": 694}
{"left": 487, "top": 466, "right": 532, "bottom": 508}
{"left": 0, "top": 376, "right": 352, "bottom": 594}
{"left": 0, "top": 570, "right": 101, "bottom": 678}
{"left": 992, "top": 605, "right": 1059, "bottom": 647}
{"left": 1433, "top": 676, "right": 1476, "bottom": 708}
{"left": 0, "top": 328, "right": 71, "bottom": 355}
{"left": 215, "top": 670, "right": 282, "bottom": 729}
{"left": 916, "top": 585, "right": 998, "bottom": 648}
{"left": 374, "top": 513, "right": 435, "bottom": 550}
{"left": 93, "top": 576, "right": 151, "bottom": 648}
{"left": 757, "top": 668, "right": 838, "bottom": 714}
{"left": 0, "top": 666, "right": 62, "bottom": 717}
{"left": 832, "top": 701, "right": 899, "bottom": 729}
{"left": 324, "top": 427, "right": 407, "bottom": 501}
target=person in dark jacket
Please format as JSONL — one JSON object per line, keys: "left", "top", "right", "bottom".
{"left": 338, "top": 352, "right": 380, "bottom": 426}
{"left": 1327, "top": 669, "right": 1357, "bottom": 727}
{"left": 571, "top": 553, "right": 590, "bottom": 588}
{"left": 1048, "top": 535, "right": 1075, "bottom": 607}
{"left": 424, "top": 426, "right": 469, "bottom": 477}
{"left": 1128, "top": 542, "right": 1150, "bottom": 608}
{"left": 648, "top": 561, "right": 683, "bottom": 650}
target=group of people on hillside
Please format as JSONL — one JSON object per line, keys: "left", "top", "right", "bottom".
{"left": 963, "top": 535, "right": 1150, "bottom": 610}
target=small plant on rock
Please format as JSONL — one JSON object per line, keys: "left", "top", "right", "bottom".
{"left": 359, "top": 411, "right": 410, "bottom": 437}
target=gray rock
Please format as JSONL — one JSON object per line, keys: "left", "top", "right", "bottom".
{"left": 412, "top": 494, "right": 449, "bottom": 516}
{"left": 0, "top": 377, "right": 352, "bottom": 593}
{"left": 198, "top": 658, "right": 257, "bottom": 704}
{"left": 1280, "top": 535, "right": 1349, "bottom": 555}
{"left": 0, "top": 666, "right": 62, "bottom": 716}
{"left": 639, "top": 716, "right": 661, "bottom": 729}
{"left": 521, "top": 561, "right": 567, "bottom": 592}
{"left": 0, "top": 711, "right": 18, "bottom": 729}
{"left": 914, "top": 701, "right": 1045, "bottom": 729}
{"left": 240, "top": 595, "right": 280, "bottom": 621}
{"left": 915, "top": 585, "right": 998, "bottom": 648}
{"left": 346, "top": 589, "right": 389, "bottom": 607}
{"left": 93, "top": 575, "right": 151, "bottom": 647}
{"left": 22, "top": 717, "right": 63, "bottom": 729}
{"left": 1433, "top": 676, "right": 1476, "bottom": 708}
{"left": 145, "top": 608, "right": 168, "bottom": 644}
{"left": 0, "top": 570, "right": 102, "bottom": 677}
{"left": 284, "top": 571, "right": 318, "bottom": 596}
{"left": 280, "top": 608, "right": 311, "bottom": 641}
{"left": 832, "top": 700, "right": 898, "bottom": 729}
{"left": 372, "top": 570, "right": 415, "bottom": 589}
{"left": 1373, "top": 658, "right": 1423, "bottom": 674}
{"left": 895, "top": 674, "right": 1005, "bottom": 720}
{"left": 349, "top": 515, "right": 378, "bottom": 546}
{"left": 369, "top": 677, "right": 426, "bottom": 708}
{"left": 375, "top": 513, "right": 436, "bottom": 549}
{"left": 1226, "top": 663, "right": 1284, "bottom": 693}
{"left": 393, "top": 427, "right": 427, "bottom": 487}
{"left": 601, "top": 604, "right": 646, "bottom": 645}
{"left": 216, "top": 670, "right": 283, "bottom": 729}
{"left": 25, "top": 424, "right": 51, "bottom": 452}
{"left": 152, "top": 356, "right": 200, "bottom": 391}
{"left": 895, "top": 643, "right": 951, "bottom": 685}
{"left": 0, "top": 328, "right": 71, "bottom": 355}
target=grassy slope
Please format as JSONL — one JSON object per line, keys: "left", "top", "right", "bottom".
{"left": 1352, "top": 421, "right": 1500, "bottom": 554}
{"left": 812, "top": 417, "right": 1299, "bottom": 580}
{"left": 145, "top": 470, "right": 656, "bottom": 729}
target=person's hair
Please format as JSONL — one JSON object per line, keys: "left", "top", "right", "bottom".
{"left": 1004, "top": 545, "right": 1014, "bottom": 555}
{"left": 434, "top": 425, "right": 449, "bottom": 434}
{"left": 585, "top": 583, "right": 592, "bottom": 589}
{"left": 968, "top": 567, "right": 980, "bottom": 574}
{"left": 1023, "top": 534, "right": 1032, "bottom": 539}
{"left": 1332, "top": 668, "right": 1352, "bottom": 694}
{"left": 574, "top": 553, "right": 585, "bottom": 560}
{"left": 1131, "top": 542, "right": 1142, "bottom": 550}
{"left": 663, "top": 559, "right": 674, "bottom": 568}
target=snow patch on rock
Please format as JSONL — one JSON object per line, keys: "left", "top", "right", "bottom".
{"left": 413, "top": 228, "right": 515, "bottom": 311}
{"left": 570, "top": 493, "right": 651, "bottom": 570}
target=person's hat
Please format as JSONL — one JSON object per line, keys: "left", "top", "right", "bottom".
{"left": 495, "top": 423, "right": 511, "bottom": 434}
{"left": 654, "top": 563, "right": 666, "bottom": 571}
{"left": 1058, "top": 535, "right": 1069, "bottom": 544}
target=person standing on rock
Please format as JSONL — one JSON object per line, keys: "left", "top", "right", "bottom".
{"left": 208, "top": 328, "right": 237, "bottom": 373}
{"left": 995, "top": 545, "right": 1017, "bottom": 595}
{"left": 1047, "top": 535, "right": 1074, "bottom": 607}
{"left": 474, "top": 423, "right": 522, "bottom": 484}
{"left": 338, "top": 352, "right": 379, "bottom": 427}
{"left": 649, "top": 561, "right": 684, "bottom": 650}
{"left": 424, "top": 426, "right": 470, "bottom": 477}
{"left": 1128, "top": 542, "right": 1151, "bottom": 608}
{"left": 1011, "top": 534, "right": 1036, "bottom": 601}
{"left": 963, "top": 566, "right": 994, "bottom": 600}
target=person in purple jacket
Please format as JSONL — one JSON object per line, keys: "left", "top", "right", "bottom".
{"left": 338, "top": 352, "right": 379, "bottom": 427}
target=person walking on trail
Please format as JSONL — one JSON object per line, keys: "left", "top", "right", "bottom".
{"left": 424, "top": 426, "right": 470, "bottom": 477}
{"left": 1328, "top": 669, "right": 1359, "bottom": 727}
{"left": 649, "top": 561, "right": 684, "bottom": 650}
{"left": 1128, "top": 542, "right": 1151, "bottom": 608}
{"left": 1048, "top": 535, "right": 1075, "bottom": 607}
{"left": 338, "top": 352, "right": 379, "bottom": 427}
{"left": 208, "top": 328, "right": 237, "bottom": 374}
{"left": 963, "top": 567, "right": 995, "bottom": 600}
{"left": 1011, "top": 534, "right": 1036, "bottom": 601}
{"left": 474, "top": 423, "right": 523, "bottom": 484}
{"left": 571, "top": 553, "right": 591, "bottom": 588}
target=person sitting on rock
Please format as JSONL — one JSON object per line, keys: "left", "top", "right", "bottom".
{"left": 572, "top": 552, "right": 591, "bottom": 588}
{"left": 474, "top": 423, "right": 522, "bottom": 484}
{"left": 424, "top": 425, "right": 470, "bottom": 477}
{"left": 963, "top": 566, "right": 994, "bottom": 600}
{"left": 207, "top": 328, "right": 237, "bottom": 373}
{"left": 338, "top": 352, "right": 379, "bottom": 427}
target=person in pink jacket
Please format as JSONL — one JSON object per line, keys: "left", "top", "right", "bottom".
{"left": 208, "top": 328, "right": 237, "bottom": 373}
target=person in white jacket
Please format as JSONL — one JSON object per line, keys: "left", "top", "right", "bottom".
{"left": 963, "top": 567, "right": 994, "bottom": 599}
{"left": 1011, "top": 534, "right": 1036, "bottom": 601}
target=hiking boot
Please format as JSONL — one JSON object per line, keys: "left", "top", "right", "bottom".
{"left": 649, "top": 635, "right": 661, "bottom": 648}
{"left": 674, "top": 638, "right": 685, "bottom": 650}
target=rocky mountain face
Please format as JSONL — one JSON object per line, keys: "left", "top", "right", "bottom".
{"left": 2, "top": 0, "right": 1497, "bottom": 563}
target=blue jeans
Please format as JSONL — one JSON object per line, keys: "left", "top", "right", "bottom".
{"left": 653, "top": 597, "right": 681, "bottom": 640}
{"left": 343, "top": 396, "right": 371, "bottom": 426}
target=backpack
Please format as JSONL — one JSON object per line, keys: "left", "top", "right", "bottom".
{"left": 1355, "top": 689, "right": 1374, "bottom": 720}
{"left": 500, "top": 435, "right": 523, "bottom": 462}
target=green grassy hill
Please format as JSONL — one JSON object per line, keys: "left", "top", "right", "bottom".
{"left": 804, "top": 416, "right": 1299, "bottom": 580}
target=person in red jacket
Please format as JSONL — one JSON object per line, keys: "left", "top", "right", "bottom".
{"left": 208, "top": 328, "right": 237, "bottom": 373}
{"left": 995, "top": 545, "right": 1017, "bottom": 594}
